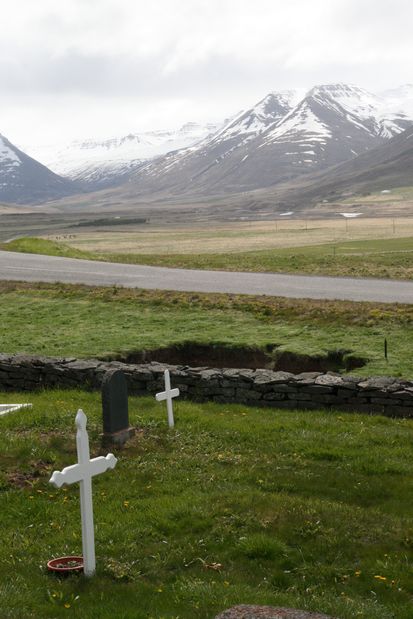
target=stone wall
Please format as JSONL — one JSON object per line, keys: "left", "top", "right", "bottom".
{"left": 1, "top": 353, "right": 412, "bottom": 417}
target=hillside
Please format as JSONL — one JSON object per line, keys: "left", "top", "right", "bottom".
{"left": 268, "top": 124, "right": 413, "bottom": 209}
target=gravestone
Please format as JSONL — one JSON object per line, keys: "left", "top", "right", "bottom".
{"left": 101, "top": 370, "right": 135, "bottom": 447}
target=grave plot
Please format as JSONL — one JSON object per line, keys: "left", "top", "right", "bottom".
{"left": 1, "top": 389, "right": 413, "bottom": 619}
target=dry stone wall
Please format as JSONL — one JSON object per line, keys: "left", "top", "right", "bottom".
{"left": 1, "top": 354, "right": 413, "bottom": 417}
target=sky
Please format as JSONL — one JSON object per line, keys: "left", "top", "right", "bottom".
{"left": 1, "top": 0, "right": 413, "bottom": 146}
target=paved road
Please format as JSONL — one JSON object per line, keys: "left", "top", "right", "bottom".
{"left": 1, "top": 249, "right": 413, "bottom": 303}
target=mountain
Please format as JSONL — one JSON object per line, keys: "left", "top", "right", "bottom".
{"left": 8, "top": 82, "right": 413, "bottom": 206}
{"left": 24, "top": 122, "right": 224, "bottom": 190}
{"left": 0, "top": 133, "right": 80, "bottom": 204}
{"left": 269, "top": 123, "right": 413, "bottom": 209}
{"left": 126, "top": 84, "right": 413, "bottom": 198}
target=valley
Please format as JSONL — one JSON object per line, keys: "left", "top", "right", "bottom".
{"left": 2, "top": 211, "right": 413, "bottom": 282}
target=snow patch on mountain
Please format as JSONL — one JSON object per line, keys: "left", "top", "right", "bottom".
{"left": 0, "top": 135, "right": 21, "bottom": 167}
{"left": 209, "top": 90, "right": 303, "bottom": 146}
{"left": 381, "top": 84, "right": 413, "bottom": 116}
{"left": 262, "top": 100, "right": 331, "bottom": 145}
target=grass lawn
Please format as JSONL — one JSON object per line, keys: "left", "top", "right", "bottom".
{"left": 2, "top": 231, "right": 413, "bottom": 280}
{"left": 1, "top": 390, "right": 413, "bottom": 618}
{"left": 0, "top": 281, "right": 413, "bottom": 378}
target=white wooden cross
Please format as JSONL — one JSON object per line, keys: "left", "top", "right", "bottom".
{"left": 155, "top": 369, "right": 180, "bottom": 428}
{"left": 49, "top": 409, "right": 117, "bottom": 577}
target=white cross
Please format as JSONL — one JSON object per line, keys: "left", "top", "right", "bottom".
{"left": 49, "top": 409, "right": 117, "bottom": 577}
{"left": 155, "top": 369, "right": 180, "bottom": 428}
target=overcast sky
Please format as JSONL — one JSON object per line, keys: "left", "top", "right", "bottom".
{"left": 1, "top": 0, "right": 412, "bottom": 146}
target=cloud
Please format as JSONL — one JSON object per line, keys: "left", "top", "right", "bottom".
{"left": 1, "top": 0, "right": 412, "bottom": 143}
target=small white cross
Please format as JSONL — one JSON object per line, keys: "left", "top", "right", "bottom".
{"left": 155, "top": 369, "right": 180, "bottom": 428}
{"left": 49, "top": 409, "right": 117, "bottom": 577}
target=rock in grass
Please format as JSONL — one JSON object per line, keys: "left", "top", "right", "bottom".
{"left": 215, "top": 606, "right": 337, "bottom": 619}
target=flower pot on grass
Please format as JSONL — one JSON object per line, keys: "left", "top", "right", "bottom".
{"left": 47, "top": 556, "right": 84, "bottom": 575}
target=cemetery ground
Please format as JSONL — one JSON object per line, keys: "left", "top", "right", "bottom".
{"left": 0, "top": 281, "right": 413, "bottom": 378}
{"left": 2, "top": 216, "right": 413, "bottom": 281}
{"left": 2, "top": 389, "right": 413, "bottom": 619}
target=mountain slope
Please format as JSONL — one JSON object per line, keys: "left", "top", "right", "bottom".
{"left": 261, "top": 124, "right": 413, "bottom": 209}
{"left": 0, "top": 134, "right": 79, "bottom": 204}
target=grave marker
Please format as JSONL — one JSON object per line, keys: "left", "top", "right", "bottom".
{"left": 49, "top": 409, "right": 117, "bottom": 577}
{"left": 156, "top": 369, "right": 180, "bottom": 428}
{"left": 101, "top": 369, "right": 135, "bottom": 446}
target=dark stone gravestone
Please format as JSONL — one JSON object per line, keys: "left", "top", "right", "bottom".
{"left": 101, "top": 369, "right": 135, "bottom": 447}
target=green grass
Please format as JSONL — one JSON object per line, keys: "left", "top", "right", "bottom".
{"left": 107, "top": 236, "right": 413, "bottom": 281}
{"left": 0, "top": 282, "right": 413, "bottom": 378}
{"left": 2, "top": 236, "right": 413, "bottom": 280}
{"left": 0, "top": 237, "right": 94, "bottom": 260}
{"left": 1, "top": 389, "right": 413, "bottom": 618}
{"left": 1, "top": 281, "right": 413, "bottom": 378}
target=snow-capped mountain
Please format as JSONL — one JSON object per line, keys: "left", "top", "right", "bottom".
{"left": 255, "top": 83, "right": 412, "bottom": 174}
{"left": 0, "top": 133, "right": 79, "bottom": 204}
{"left": 24, "top": 122, "right": 224, "bottom": 189}
{"left": 125, "top": 83, "right": 413, "bottom": 197}
{"left": 7, "top": 82, "right": 413, "bottom": 205}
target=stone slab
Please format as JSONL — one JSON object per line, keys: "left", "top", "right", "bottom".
{"left": 102, "top": 369, "right": 129, "bottom": 434}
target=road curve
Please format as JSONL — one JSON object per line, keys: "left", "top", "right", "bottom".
{"left": 1, "top": 249, "right": 413, "bottom": 303}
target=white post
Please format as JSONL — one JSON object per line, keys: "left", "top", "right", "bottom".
{"left": 49, "top": 409, "right": 117, "bottom": 577}
{"left": 155, "top": 370, "right": 180, "bottom": 428}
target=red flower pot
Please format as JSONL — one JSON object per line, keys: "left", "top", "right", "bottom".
{"left": 47, "top": 556, "right": 84, "bottom": 574}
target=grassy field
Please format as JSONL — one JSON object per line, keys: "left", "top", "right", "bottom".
{"left": 46, "top": 218, "right": 413, "bottom": 254}
{"left": 0, "top": 281, "right": 412, "bottom": 378}
{"left": 1, "top": 390, "right": 413, "bottom": 618}
{"left": 341, "top": 187, "right": 413, "bottom": 207}
{"left": 2, "top": 218, "right": 413, "bottom": 280}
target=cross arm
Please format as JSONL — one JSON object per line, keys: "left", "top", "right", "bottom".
{"left": 49, "top": 454, "right": 117, "bottom": 488}
{"left": 49, "top": 463, "right": 84, "bottom": 488}
{"left": 156, "top": 388, "right": 180, "bottom": 402}
{"left": 89, "top": 453, "right": 117, "bottom": 477}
